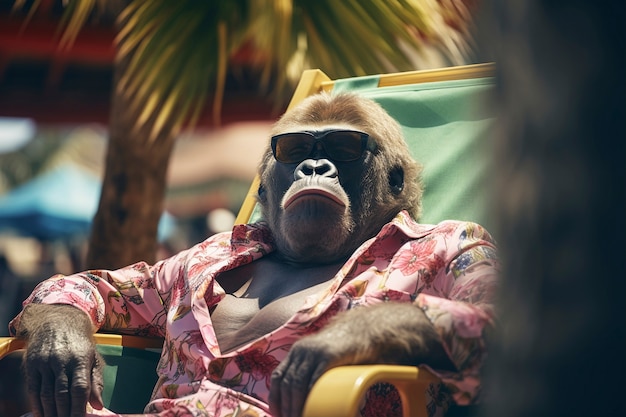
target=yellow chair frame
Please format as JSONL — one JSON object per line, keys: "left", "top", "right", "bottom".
{"left": 0, "top": 62, "right": 495, "bottom": 417}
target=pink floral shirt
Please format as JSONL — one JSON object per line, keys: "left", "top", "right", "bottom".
{"left": 10, "top": 211, "right": 498, "bottom": 417}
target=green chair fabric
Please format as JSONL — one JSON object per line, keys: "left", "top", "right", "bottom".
{"left": 343, "top": 77, "right": 496, "bottom": 229}
{"left": 97, "top": 344, "right": 161, "bottom": 413}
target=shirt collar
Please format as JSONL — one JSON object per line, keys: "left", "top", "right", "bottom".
{"left": 230, "top": 221, "right": 275, "bottom": 253}
{"left": 377, "top": 210, "right": 436, "bottom": 240}
{"left": 230, "top": 210, "right": 433, "bottom": 253}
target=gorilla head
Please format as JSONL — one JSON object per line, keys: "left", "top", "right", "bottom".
{"left": 257, "top": 92, "right": 422, "bottom": 265}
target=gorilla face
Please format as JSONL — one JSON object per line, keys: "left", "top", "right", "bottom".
{"left": 262, "top": 136, "right": 373, "bottom": 264}
{"left": 257, "top": 93, "right": 422, "bottom": 265}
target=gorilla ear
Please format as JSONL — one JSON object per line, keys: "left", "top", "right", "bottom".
{"left": 388, "top": 166, "right": 405, "bottom": 194}
{"left": 257, "top": 183, "right": 267, "bottom": 202}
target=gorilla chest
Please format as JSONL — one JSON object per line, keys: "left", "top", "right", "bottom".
{"left": 211, "top": 258, "right": 341, "bottom": 353}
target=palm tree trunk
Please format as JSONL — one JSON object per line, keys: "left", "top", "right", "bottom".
{"left": 85, "top": 47, "right": 176, "bottom": 269}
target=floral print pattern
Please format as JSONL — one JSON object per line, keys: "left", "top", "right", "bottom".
{"left": 10, "top": 211, "right": 498, "bottom": 417}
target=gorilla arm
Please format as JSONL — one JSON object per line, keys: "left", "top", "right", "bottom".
{"left": 269, "top": 302, "right": 453, "bottom": 417}
{"left": 15, "top": 303, "right": 104, "bottom": 417}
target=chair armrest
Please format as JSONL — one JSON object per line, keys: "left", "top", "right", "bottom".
{"left": 0, "top": 334, "right": 163, "bottom": 361}
{"left": 93, "top": 333, "right": 164, "bottom": 350}
{"left": 0, "top": 336, "right": 25, "bottom": 360}
{"left": 5, "top": 339, "right": 437, "bottom": 416}
{"left": 301, "top": 365, "right": 439, "bottom": 417}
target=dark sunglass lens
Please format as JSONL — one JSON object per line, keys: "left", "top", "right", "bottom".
{"left": 324, "top": 131, "right": 364, "bottom": 161}
{"left": 275, "top": 134, "right": 314, "bottom": 163}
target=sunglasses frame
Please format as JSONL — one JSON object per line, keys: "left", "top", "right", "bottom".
{"left": 270, "top": 129, "right": 377, "bottom": 164}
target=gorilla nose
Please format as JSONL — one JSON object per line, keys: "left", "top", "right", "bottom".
{"left": 294, "top": 158, "right": 338, "bottom": 180}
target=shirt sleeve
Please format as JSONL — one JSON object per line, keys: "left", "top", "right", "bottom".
{"left": 9, "top": 245, "right": 193, "bottom": 338}
{"left": 415, "top": 221, "right": 499, "bottom": 405}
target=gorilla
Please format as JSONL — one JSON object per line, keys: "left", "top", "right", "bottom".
{"left": 11, "top": 92, "right": 497, "bottom": 417}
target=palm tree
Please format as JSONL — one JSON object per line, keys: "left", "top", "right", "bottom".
{"left": 17, "top": 0, "right": 477, "bottom": 268}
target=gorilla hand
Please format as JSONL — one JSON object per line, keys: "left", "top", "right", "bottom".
{"left": 268, "top": 302, "right": 454, "bottom": 417}
{"left": 17, "top": 304, "right": 104, "bottom": 417}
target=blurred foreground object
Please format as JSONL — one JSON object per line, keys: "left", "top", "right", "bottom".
{"left": 484, "top": 0, "right": 626, "bottom": 416}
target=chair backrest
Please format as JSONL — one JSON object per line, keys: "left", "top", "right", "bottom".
{"left": 235, "top": 63, "right": 496, "bottom": 230}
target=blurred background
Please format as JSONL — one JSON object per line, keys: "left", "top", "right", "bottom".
{"left": 0, "top": 0, "right": 478, "bottom": 334}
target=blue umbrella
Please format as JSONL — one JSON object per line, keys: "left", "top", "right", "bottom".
{"left": 0, "top": 165, "right": 175, "bottom": 240}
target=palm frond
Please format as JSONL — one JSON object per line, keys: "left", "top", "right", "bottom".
{"left": 13, "top": 0, "right": 475, "bottom": 140}
{"left": 57, "top": 0, "right": 98, "bottom": 49}
{"left": 116, "top": 0, "right": 248, "bottom": 137}
{"left": 250, "top": 0, "right": 474, "bottom": 99}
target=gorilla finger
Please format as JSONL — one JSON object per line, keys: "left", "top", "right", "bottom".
{"left": 287, "top": 387, "right": 308, "bottom": 417}
{"left": 278, "top": 362, "right": 317, "bottom": 417}
{"left": 288, "top": 362, "right": 332, "bottom": 417}
{"left": 88, "top": 355, "right": 105, "bottom": 410}
{"left": 271, "top": 362, "right": 301, "bottom": 417}
{"left": 279, "top": 378, "right": 308, "bottom": 417}
{"left": 268, "top": 365, "right": 286, "bottom": 417}
{"left": 54, "top": 372, "right": 71, "bottom": 417}
{"left": 269, "top": 352, "right": 303, "bottom": 410}
{"left": 26, "top": 370, "right": 44, "bottom": 417}
{"left": 270, "top": 347, "right": 319, "bottom": 417}
{"left": 40, "top": 369, "right": 58, "bottom": 417}
{"left": 69, "top": 367, "right": 91, "bottom": 417}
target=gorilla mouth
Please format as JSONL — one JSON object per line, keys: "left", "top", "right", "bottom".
{"left": 282, "top": 187, "right": 347, "bottom": 209}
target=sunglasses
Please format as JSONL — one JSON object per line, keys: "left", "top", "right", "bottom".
{"left": 270, "top": 129, "right": 377, "bottom": 164}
